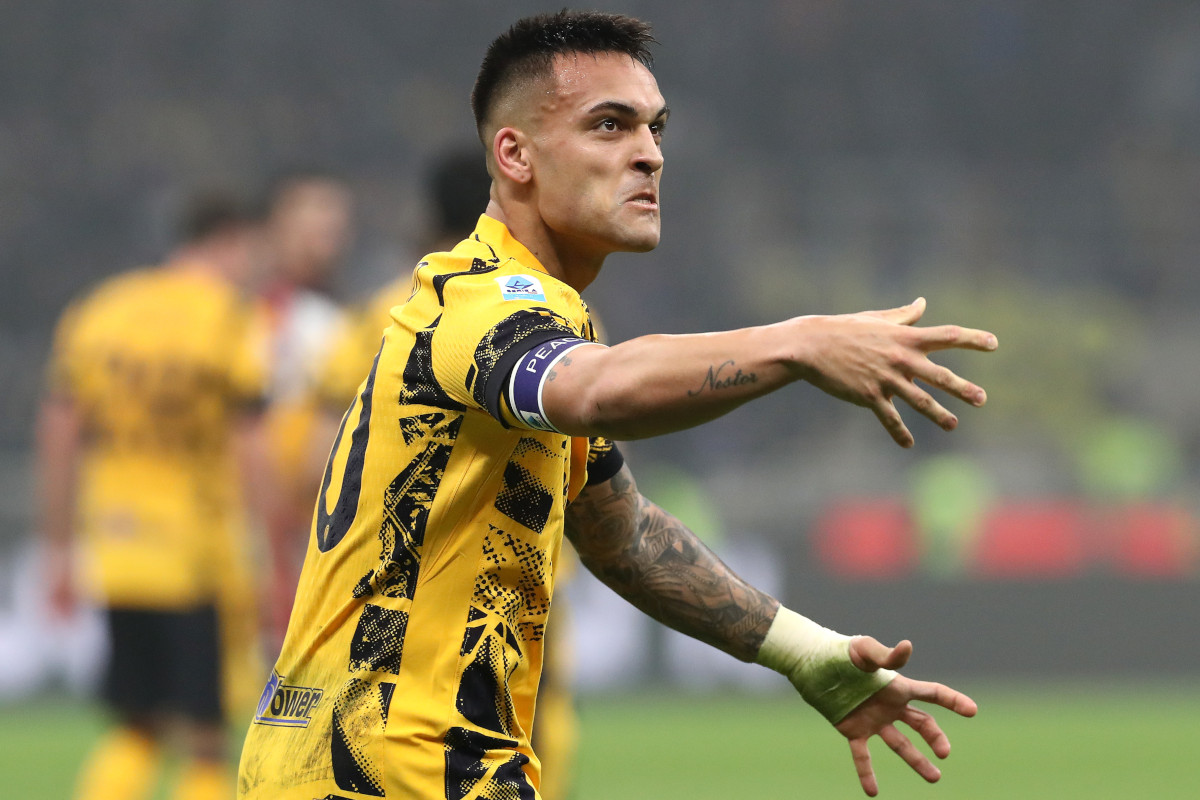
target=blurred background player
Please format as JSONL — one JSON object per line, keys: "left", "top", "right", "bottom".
{"left": 314, "top": 149, "right": 489, "bottom": 411}
{"left": 36, "top": 191, "right": 270, "bottom": 800}
{"left": 313, "top": 147, "right": 581, "bottom": 799}
{"left": 255, "top": 169, "right": 356, "bottom": 642}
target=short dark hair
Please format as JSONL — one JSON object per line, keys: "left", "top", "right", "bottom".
{"left": 177, "top": 191, "right": 255, "bottom": 244}
{"left": 471, "top": 9, "right": 657, "bottom": 141}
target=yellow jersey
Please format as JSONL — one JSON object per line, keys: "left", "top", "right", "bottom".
{"left": 238, "top": 216, "right": 609, "bottom": 799}
{"left": 314, "top": 275, "right": 408, "bottom": 414}
{"left": 47, "top": 264, "right": 267, "bottom": 609}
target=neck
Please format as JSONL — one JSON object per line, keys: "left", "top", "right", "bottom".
{"left": 168, "top": 242, "right": 240, "bottom": 286}
{"left": 169, "top": 247, "right": 220, "bottom": 277}
{"left": 484, "top": 199, "right": 604, "bottom": 292}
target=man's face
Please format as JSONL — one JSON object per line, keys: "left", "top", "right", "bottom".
{"left": 271, "top": 179, "right": 354, "bottom": 287}
{"left": 526, "top": 52, "right": 667, "bottom": 258}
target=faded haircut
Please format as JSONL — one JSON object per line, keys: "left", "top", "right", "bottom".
{"left": 471, "top": 9, "right": 657, "bottom": 142}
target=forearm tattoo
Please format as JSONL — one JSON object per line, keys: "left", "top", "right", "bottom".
{"left": 686, "top": 359, "right": 758, "bottom": 397}
{"left": 564, "top": 464, "right": 779, "bottom": 662}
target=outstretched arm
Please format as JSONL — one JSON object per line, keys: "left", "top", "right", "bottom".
{"left": 566, "top": 462, "right": 977, "bottom": 795}
{"left": 35, "top": 393, "right": 83, "bottom": 617}
{"left": 541, "top": 297, "right": 996, "bottom": 447}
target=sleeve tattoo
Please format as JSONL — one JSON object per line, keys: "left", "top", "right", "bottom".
{"left": 564, "top": 463, "right": 779, "bottom": 662}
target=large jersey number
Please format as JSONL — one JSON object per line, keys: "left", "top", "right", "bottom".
{"left": 315, "top": 348, "right": 381, "bottom": 552}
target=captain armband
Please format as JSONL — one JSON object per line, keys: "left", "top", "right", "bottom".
{"left": 755, "top": 606, "right": 898, "bottom": 724}
{"left": 506, "top": 337, "right": 598, "bottom": 433}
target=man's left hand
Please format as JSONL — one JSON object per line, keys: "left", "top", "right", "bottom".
{"left": 834, "top": 637, "right": 978, "bottom": 796}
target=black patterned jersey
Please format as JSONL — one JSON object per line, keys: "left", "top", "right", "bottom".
{"left": 238, "top": 215, "right": 609, "bottom": 799}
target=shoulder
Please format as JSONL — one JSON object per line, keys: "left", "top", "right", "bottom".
{"left": 58, "top": 266, "right": 158, "bottom": 334}
{"left": 438, "top": 257, "right": 586, "bottom": 324}
{"left": 79, "top": 266, "right": 157, "bottom": 307}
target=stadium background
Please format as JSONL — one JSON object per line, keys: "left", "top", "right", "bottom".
{"left": 1, "top": 1, "right": 1197, "bottom": 796}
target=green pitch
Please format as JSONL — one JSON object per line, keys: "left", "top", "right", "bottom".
{"left": 574, "top": 681, "right": 1200, "bottom": 799}
{"left": 2, "top": 681, "right": 1197, "bottom": 798}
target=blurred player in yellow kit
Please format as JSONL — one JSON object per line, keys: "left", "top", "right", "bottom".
{"left": 255, "top": 169, "right": 356, "bottom": 642}
{"left": 37, "top": 193, "right": 269, "bottom": 800}
{"left": 314, "top": 148, "right": 581, "bottom": 799}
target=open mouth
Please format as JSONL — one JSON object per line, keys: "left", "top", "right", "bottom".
{"left": 625, "top": 191, "right": 659, "bottom": 209}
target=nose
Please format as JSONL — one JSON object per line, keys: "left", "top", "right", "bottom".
{"left": 633, "top": 126, "right": 664, "bottom": 175}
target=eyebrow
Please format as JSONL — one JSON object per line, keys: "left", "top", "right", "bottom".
{"left": 586, "top": 101, "right": 670, "bottom": 121}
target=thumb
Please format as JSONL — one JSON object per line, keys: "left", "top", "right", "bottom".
{"left": 849, "top": 636, "right": 913, "bottom": 672}
{"left": 864, "top": 297, "right": 926, "bottom": 326}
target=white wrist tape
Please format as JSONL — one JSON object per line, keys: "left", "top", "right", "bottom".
{"left": 755, "top": 606, "right": 898, "bottom": 724}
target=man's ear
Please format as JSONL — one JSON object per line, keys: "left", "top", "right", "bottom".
{"left": 492, "top": 127, "right": 533, "bottom": 185}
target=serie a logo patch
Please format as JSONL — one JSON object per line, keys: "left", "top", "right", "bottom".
{"left": 253, "top": 671, "right": 324, "bottom": 728}
{"left": 496, "top": 274, "right": 546, "bottom": 301}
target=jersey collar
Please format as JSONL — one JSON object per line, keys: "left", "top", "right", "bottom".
{"left": 473, "top": 214, "right": 548, "bottom": 276}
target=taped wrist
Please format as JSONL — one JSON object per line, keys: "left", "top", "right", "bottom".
{"left": 755, "top": 606, "right": 898, "bottom": 724}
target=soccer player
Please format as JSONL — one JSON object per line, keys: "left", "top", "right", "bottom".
{"left": 314, "top": 151, "right": 481, "bottom": 411}
{"left": 237, "top": 11, "right": 997, "bottom": 799}
{"left": 38, "top": 192, "right": 269, "bottom": 800}
{"left": 255, "top": 169, "right": 356, "bottom": 642}
{"left": 313, "top": 146, "right": 584, "bottom": 799}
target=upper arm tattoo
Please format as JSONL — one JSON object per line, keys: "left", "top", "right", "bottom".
{"left": 564, "top": 463, "right": 779, "bottom": 662}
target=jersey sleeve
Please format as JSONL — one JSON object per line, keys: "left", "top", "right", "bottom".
{"left": 432, "top": 267, "right": 587, "bottom": 426}
{"left": 585, "top": 436, "right": 625, "bottom": 486}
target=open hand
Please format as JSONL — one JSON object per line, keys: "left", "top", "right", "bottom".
{"left": 797, "top": 298, "right": 998, "bottom": 447}
{"left": 834, "top": 636, "right": 978, "bottom": 796}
